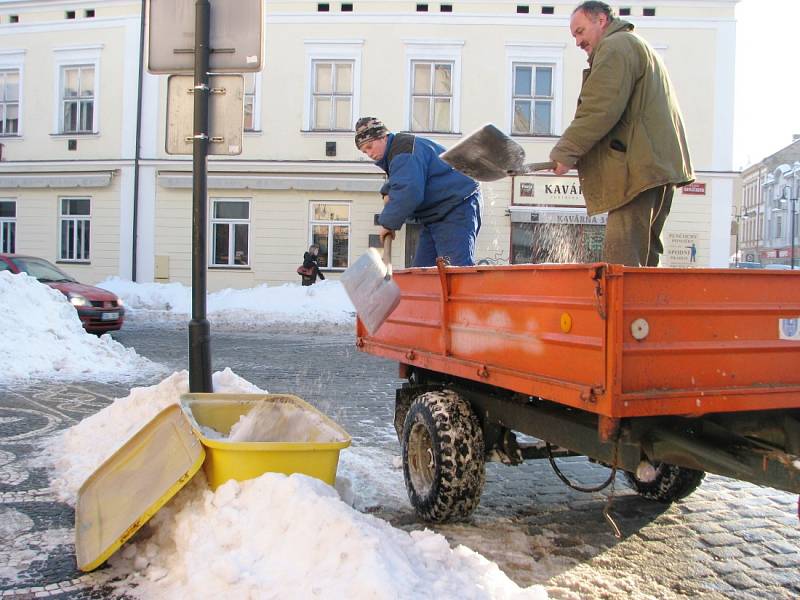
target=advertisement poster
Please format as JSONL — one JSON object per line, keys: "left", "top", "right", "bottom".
{"left": 665, "top": 231, "right": 700, "bottom": 267}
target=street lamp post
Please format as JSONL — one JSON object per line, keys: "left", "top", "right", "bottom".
{"left": 782, "top": 186, "right": 797, "bottom": 270}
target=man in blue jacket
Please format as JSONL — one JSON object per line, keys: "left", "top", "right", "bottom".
{"left": 354, "top": 117, "right": 482, "bottom": 267}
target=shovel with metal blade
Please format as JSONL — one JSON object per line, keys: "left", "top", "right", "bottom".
{"left": 440, "top": 123, "right": 556, "bottom": 181}
{"left": 340, "top": 235, "right": 401, "bottom": 335}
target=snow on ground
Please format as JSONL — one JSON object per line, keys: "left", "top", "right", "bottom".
{"left": 46, "top": 370, "right": 547, "bottom": 599}
{"left": 0, "top": 272, "right": 163, "bottom": 385}
{"left": 99, "top": 276, "right": 356, "bottom": 329}
{"left": 8, "top": 273, "right": 545, "bottom": 598}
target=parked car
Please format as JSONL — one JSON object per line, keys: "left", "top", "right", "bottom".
{"left": 0, "top": 254, "right": 125, "bottom": 333}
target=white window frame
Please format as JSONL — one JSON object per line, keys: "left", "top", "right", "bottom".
{"left": 0, "top": 50, "right": 24, "bottom": 137}
{"left": 409, "top": 60, "right": 454, "bottom": 133}
{"left": 511, "top": 62, "right": 555, "bottom": 136}
{"left": 310, "top": 60, "right": 355, "bottom": 131}
{"left": 52, "top": 45, "right": 102, "bottom": 135}
{"left": 505, "top": 43, "right": 565, "bottom": 136}
{"left": 303, "top": 41, "right": 363, "bottom": 132}
{"left": 243, "top": 71, "right": 263, "bottom": 132}
{"left": 0, "top": 199, "right": 16, "bottom": 254}
{"left": 309, "top": 201, "right": 351, "bottom": 270}
{"left": 59, "top": 197, "right": 91, "bottom": 262}
{"left": 403, "top": 40, "right": 463, "bottom": 134}
{"left": 210, "top": 198, "right": 251, "bottom": 267}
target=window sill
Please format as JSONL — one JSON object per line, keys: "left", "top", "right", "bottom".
{"left": 510, "top": 134, "right": 559, "bottom": 140}
{"left": 300, "top": 129, "right": 355, "bottom": 136}
{"left": 0, "top": 134, "right": 21, "bottom": 139}
{"left": 208, "top": 265, "right": 251, "bottom": 270}
{"left": 50, "top": 132, "right": 100, "bottom": 138}
{"left": 56, "top": 260, "right": 90, "bottom": 265}
{"left": 409, "top": 131, "right": 462, "bottom": 137}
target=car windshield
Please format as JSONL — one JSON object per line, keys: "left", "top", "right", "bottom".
{"left": 11, "top": 257, "right": 76, "bottom": 283}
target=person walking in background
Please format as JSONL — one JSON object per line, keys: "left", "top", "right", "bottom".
{"left": 298, "top": 244, "right": 326, "bottom": 286}
{"left": 354, "top": 117, "right": 482, "bottom": 267}
{"left": 550, "top": 1, "right": 694, "bottom": 266}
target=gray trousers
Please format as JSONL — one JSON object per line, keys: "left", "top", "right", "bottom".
{"left": 603, "top": 184, "right": 675, "bottom": 267}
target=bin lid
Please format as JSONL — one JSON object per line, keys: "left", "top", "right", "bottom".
{"left": 75, "top": 404, "right": 204, "bottom": 572}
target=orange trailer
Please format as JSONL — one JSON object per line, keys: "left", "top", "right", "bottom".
{"left": 357, "top": 262, "right": 800, "bottom": 522}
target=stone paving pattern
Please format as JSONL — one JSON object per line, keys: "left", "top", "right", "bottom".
{"left": 0, "top": 322, "right": 797, "bottom": 598}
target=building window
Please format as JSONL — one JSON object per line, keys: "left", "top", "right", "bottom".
{"left": 9, "top": 15, "right": 19, "bottom": 23}
{"left": 541, "top": 6, "right": 554, "bottom": 14}
{"left": 512, "top": 63, "right": 553, "bottom": 135}
{"left": 243, "top": 72, "right": 257, "bottom": 131}
{"left": 776, "top": 215, "right": 783, "bottom": 238}
{"left": 59, "top": 198, "right": 90, "bottom": 261}
{"left": 440, "top": 4, "right": 453, "bottom": 12}
{"left": 0, "top": 70, "right": 19, "bottom": 135}
{"left": 341, "top": 3, "right": 353, "bottom": 11}
{"left": 311, "top": 61, "right": 353, "bottom": 131}
{"left": 211, "top": 199, "right": 250, "bottom": 267}
{"left": 85, "top": 9, "right": 95, "bottom": 18}
{"left": 619, "top": 7, "right": 631, "bottom": 16}
{"left": 643, "top": 8, "right": 656, "bottom": 16}
{"left": 61, "top": 65, "right": 95, "bottom": 134}
{"left": 66, "top": 10, "right": 76, "bottom": 19}
{"left": 0, "top": 200, "right": 15, "bottom": 253}
{"left": 416, "top": 4, "right": 429, "bottom": 11}
{"left": 512, "top": 221, "right": 604, "bottom": 264}
{"left": 310, "top": 202, "right": 350, "bottom": 269}
{"left": 410, "top": 61, "right": 452, "bottom": 132}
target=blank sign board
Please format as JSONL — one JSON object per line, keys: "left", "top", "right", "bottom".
{"left": 166, "top": 75, "right": 244, "bottom": 155}
{"left": 147, "top": 0, "right": 263, "bottom": 73}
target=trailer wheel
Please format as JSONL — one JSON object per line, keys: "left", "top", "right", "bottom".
{"left": 401, "top": 390, "right": 485, "bottom": 522}
{"left": 624, "top": 463, "right": 705, "bottom": 502}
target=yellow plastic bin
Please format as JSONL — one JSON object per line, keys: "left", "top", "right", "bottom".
{"left": 179, "top": 393, "right": 351, "bottom": 489}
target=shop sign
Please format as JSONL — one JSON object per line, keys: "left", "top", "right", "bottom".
{"left": 682, "top": 182, "right": 706, "bottom": 195}
{"left": 510, "top": 208, "right": 606, "bottom": 225}
{"left": 515, "top": 175, "right": 585, "bottom": 206}
{"left": 761, "top": 250, "right": 778, "bottom": 259}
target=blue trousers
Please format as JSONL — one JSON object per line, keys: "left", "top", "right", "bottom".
{"left": 412, "top": 193, "right": 482, "bottom": 267}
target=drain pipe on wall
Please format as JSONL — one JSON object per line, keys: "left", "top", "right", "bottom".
{"left": 131, "top": 0, "right": 146, "bottom": 282}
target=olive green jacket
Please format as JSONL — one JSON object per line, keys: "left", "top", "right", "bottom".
{"left": 550, "top": 18, "right": 694, "bottom": 215}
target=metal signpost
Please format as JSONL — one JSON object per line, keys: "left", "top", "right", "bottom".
{"left": 147, "top": 0, "right": 263, "bottom": 392}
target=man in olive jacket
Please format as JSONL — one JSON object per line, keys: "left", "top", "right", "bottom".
{"left": 551, "top": 1, "right": 694, "bottom": 266}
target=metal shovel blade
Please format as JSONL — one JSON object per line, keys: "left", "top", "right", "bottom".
{"left": 440, "top": 123, "right": 525, "bottom": 181}
{"left": 340, "top": 238, "right": 401, "bottom": 335}
{"left": 441, "top": 123, "right": 556, "bottom": 181}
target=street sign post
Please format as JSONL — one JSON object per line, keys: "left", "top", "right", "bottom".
{"left": 146, "top": 0, "right": 263, "bottom": 73}
{"left": 147, "top": 0, "right": 263, "bottom": 392}
{"left": 166, "top": 74, "right": 244, "bottom": 155}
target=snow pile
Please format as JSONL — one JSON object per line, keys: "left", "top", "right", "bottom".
{"left": 47, "top": 369, "right": 547, "bottom": 600}
{"left": 225, "top": 401, "right": 343, "bottom": 443}
{"left": 0, "top": 271, "right": 162, "bottom": 384}
{"left": 100, "top": 277, "right": 356, "bottom": 328}
{"left": 114, "top": 474, "right": 547, "bottom": 600}
{"left": 48, "top": 368, "right": 262, "bottom": 502}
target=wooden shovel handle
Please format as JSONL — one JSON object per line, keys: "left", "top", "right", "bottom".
{"left": 508, "top": 161, "right": 556, "bottom": 176}
{"left": 383, "top": 234, "right": 393, "bottom": 278}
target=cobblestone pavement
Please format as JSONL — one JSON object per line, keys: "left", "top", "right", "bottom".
{"left": 0, "top": 320, "right": 798, "bottom": 599}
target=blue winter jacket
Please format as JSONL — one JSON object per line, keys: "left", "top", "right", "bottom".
{"left": 375, "top": 133, "right": 480, "bottom": 230}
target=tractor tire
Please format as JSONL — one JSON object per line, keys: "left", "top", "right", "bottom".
{"left": 401, "top": 390, "right": 485, "bottom": 522}
{"left": 624, "top": 463, "right": 705, "bottom": 502}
